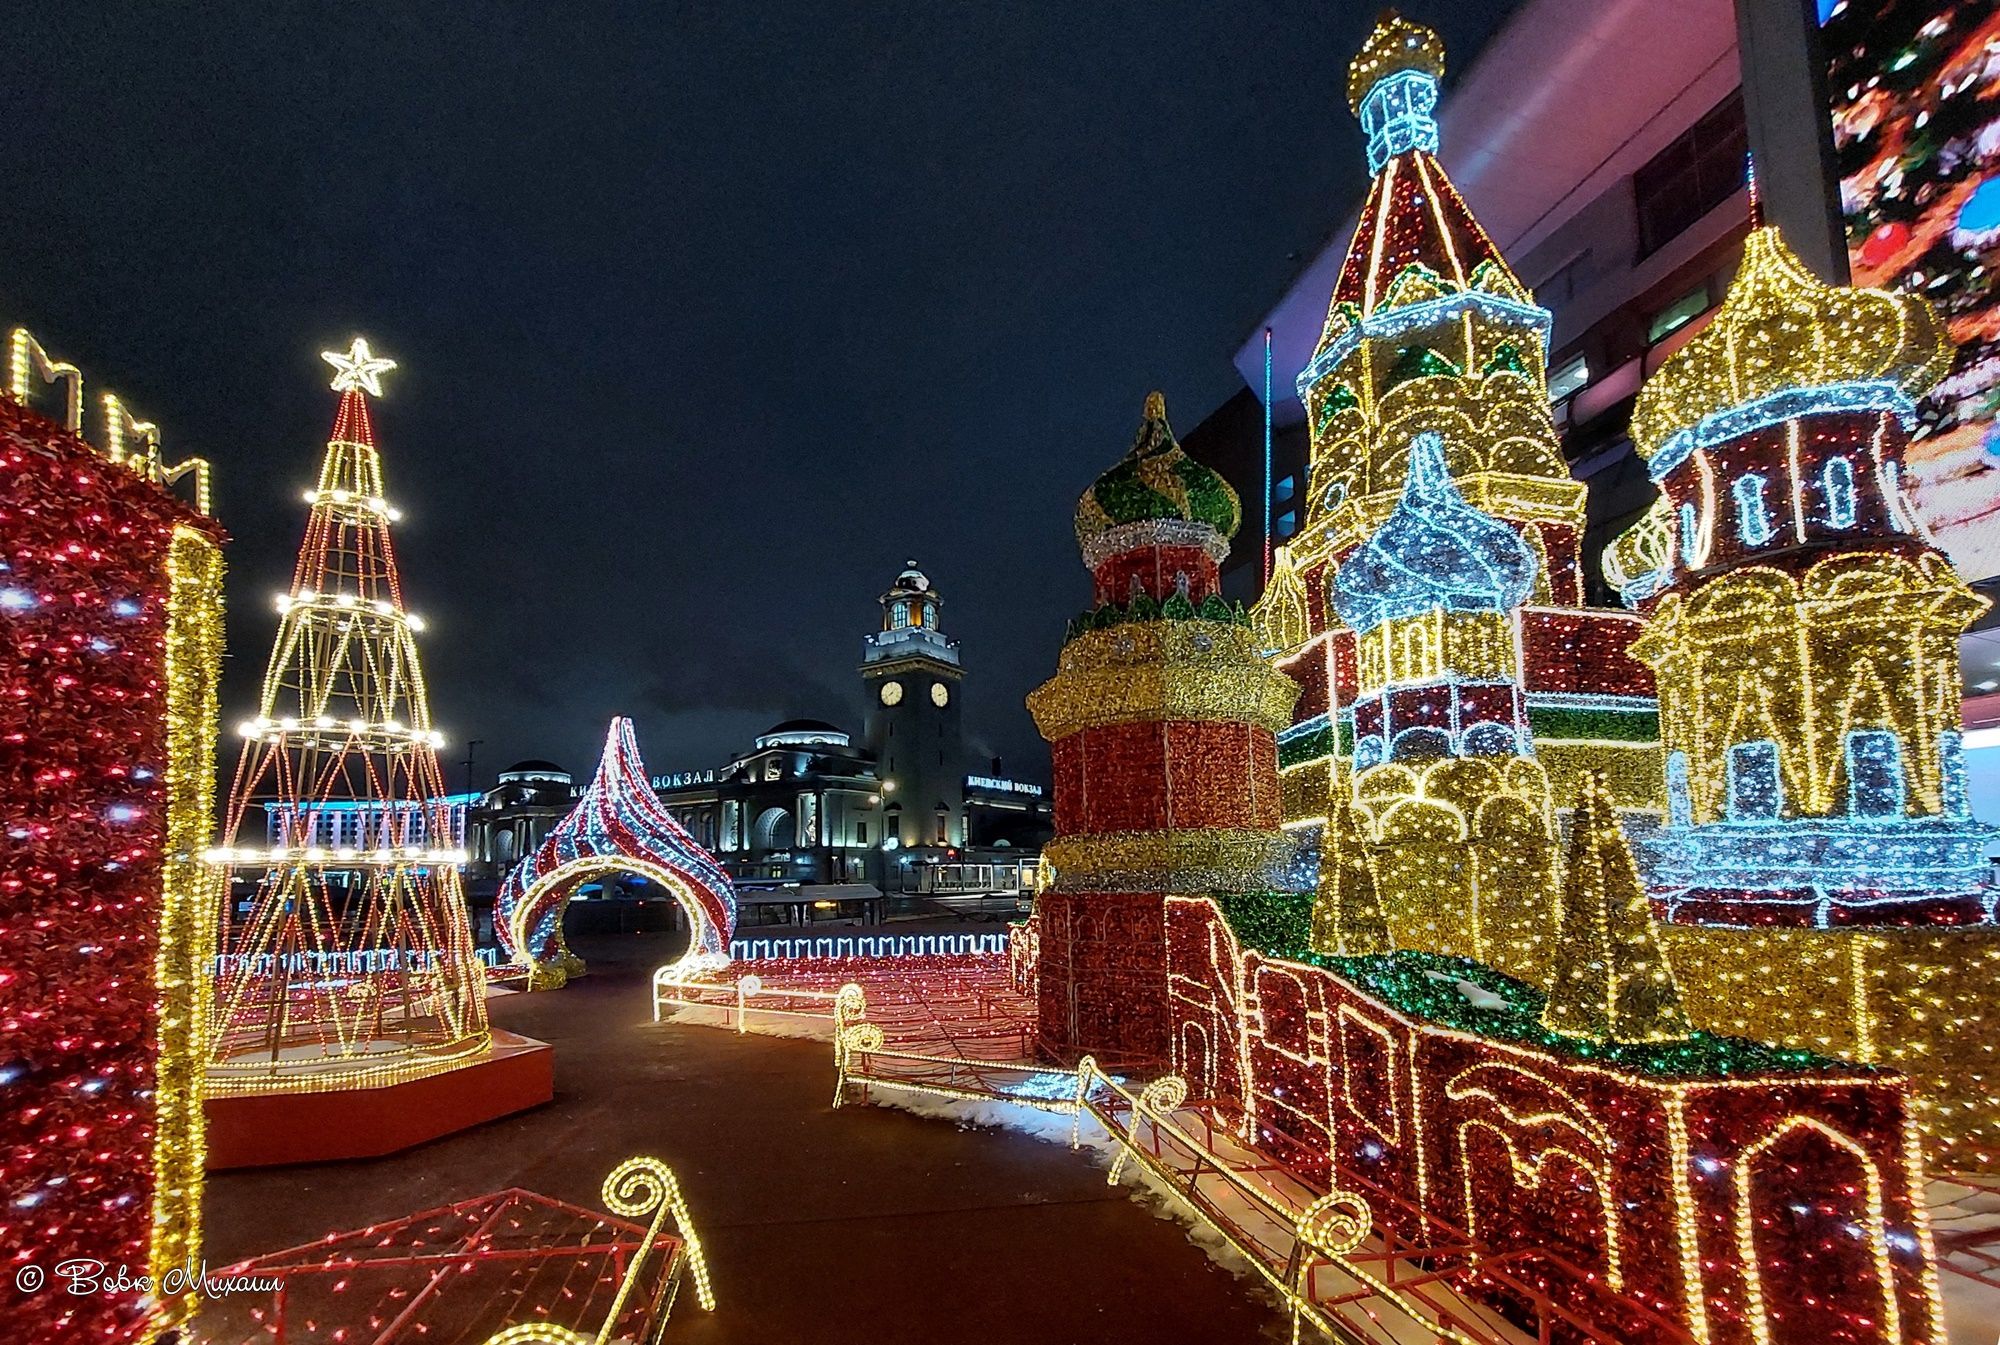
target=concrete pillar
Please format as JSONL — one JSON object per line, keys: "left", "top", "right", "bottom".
{"left": 1735, "top": 0, "right": 1848, "bottom": 283}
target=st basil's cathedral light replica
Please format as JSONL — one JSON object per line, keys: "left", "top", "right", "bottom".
{"left": 1258, "top": 12, "right": 1663, "bottom": 881}
{"left": 1027, "top": 392, "right": 1299, "bottom": 1063}
{"left": 1606, "top": 218, "right": 2000, "bottom": 1167}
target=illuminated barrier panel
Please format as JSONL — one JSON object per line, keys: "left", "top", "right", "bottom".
{"left": 728, "top": 931, "right": 1007, "bottom": 962}
{"left": 211, "top": 946, "right": 504, "bottom": 978}
{"left": 0, "top": 336, "right": 223, "bottom": 1345}
{"left": 1656, "top": 923, "right": 2000, "bottom": 1172}
{"left": 1164, "top": 895, "right": 1944, "bottom": 1345}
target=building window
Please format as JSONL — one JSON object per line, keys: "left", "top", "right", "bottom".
{"left": 1845, "top": 730, "right": 1905, "bottom": 818}
{"left": 1726, "top": 740, "right": 1783, "bottom": 821}
{"left": 1733, "top": 473, "right": 1774, "bottom": 546}
{"left": 1822, "top": 456, "right": 1856, "bottom": 528}
{"left": 1647, "top": 284, "right": 1712, "bottom": 344}
{"left": 856, "top": 820, "right": 868, "bottom": 845}
{"left": 1679, "top": 502, "right": 1700, "bottom": 565}
{"left": 1940, "top": 730, "right": 1969, "bottom": 818}
{"left": 1633, "top": 91, "right": 1747, "bottom": 257}
{"left": 1666, "top": 750, "right": 1691, "bottom": 829}
{"left": 1548, "top": 353, "right": 1590, "bottom": 405}
{"left": 1275, "top": 510, "right": 1297, "bottom": 539}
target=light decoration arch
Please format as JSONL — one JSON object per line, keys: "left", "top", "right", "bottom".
{"left": 496, "top": 717, "right": 736, "bottom": 988}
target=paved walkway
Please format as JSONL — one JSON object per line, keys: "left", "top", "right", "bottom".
{"left": 201, "top": 930, "right": 1281, "bottom": 1343}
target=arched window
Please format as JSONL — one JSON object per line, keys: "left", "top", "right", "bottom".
{"left": 1679, "top": 502, "right": 1700, "bottom": 565}
{"left": 1822, "top": 456, "right": 1856, "bottom": 529}
{"left": 1665, "top": 750, "right": 1691, "bottom": 829}
{"left": 1461, "top": 722, "right": 1518, "bottom": 757}
{"left": 1940, "top": 730, "right": 1969, "bottom": 818}
{"left": 1844, "top": 729, "right": 1905, "bottom": 819}
{"left": 1726, "top": 740, "right": 1782, "bottom": 821}
{"left": 1354, "top": 734, "right": 1387, "bottom": 771}
{"left": 1733, "top": 473, "right": 1775, "bottom": 547}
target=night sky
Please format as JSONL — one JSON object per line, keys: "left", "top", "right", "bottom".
{"left": 0, "top": 2, "right": 1512, "bottom": 790}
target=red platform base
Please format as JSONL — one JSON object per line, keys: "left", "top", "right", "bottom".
{"left": 204, "top": 1030, "right": 555, "bottom": 1170}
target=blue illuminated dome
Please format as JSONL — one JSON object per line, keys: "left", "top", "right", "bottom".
{"left": 1334, "top": 432, "right": 1538, "bottom": 635}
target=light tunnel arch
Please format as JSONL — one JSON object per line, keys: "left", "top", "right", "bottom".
{"left": 495, "top": 717, "right": 736, "bottom": 989}
{"left": 505, "top": 854, "right": 730, "bottom": 990}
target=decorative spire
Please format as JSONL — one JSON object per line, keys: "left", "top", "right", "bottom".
{"left": 1630, "top": 226, "right": 1952, "bottom": 463}
{"left": 495, "top": 718, "right": 737, "bottom": 989}
{"left": 1074, "top": 391, "right": 1241, "bottom": 547}
{"left": 322, "top": 336, "right": 397, "bottom": 397}
{"left": 1332, "top": 431, "right": 1538, "bottom": 635}
{"left": 1310, "top": 796, "right": 1392, "bottom": 957}
{"left": 1347, "top": 11, "right": 1446, "bottom": 115}
{"left": 1540, "top": 773, "right": 1692, "bottom": 1044}
{"left": 1349, "top": 12, "right": 1446, "bottom": 173}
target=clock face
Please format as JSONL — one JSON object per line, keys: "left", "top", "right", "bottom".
{"left": 930, "top": 682, "right": 950, "bottom": 707}
{"left": 879, "top": 680, "right": 903, "bottom": 706}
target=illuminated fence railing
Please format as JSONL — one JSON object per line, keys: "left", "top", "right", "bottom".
{"left": 728, "top": 932, "right": 1007, "bottom": 962}
{"left": 212, "top": 947, "right": 503, "bottom": 978}
{"left": 826, "top": 998, "right": 1696, "bottom": 1345}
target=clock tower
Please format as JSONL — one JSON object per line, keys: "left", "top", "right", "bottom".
{"left": 862, "top": 560, "right": 967, "bottom": 850}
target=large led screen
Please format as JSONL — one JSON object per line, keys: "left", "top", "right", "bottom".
{"left": 1826, "top": 0, "right": 2000, "bottom": 579}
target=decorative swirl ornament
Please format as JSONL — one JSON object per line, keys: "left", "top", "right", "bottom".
{"left": 1070, "top": 1055, "right": 1099, "bottom": 1149}
{"left": 479, "top": 1155, "right": 714, "bottom": 1345}
{"left": 1288, "top": 1190, "right": 1373, "bottom": 1344}
{"left": 831, "top": 983, "right": 882, "bottom": 1107}
{"left": 1108, "top": 1074, "right": 1189, "bottom": 1185}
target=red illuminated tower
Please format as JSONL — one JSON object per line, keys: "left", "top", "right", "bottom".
{"left": 1027, "top": 393, "right": 1300, "bottom": 1064}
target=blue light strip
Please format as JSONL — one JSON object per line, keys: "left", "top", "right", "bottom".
{"left": 1522, "top": 692, "right": 1657, "bottom": 712}
{"left": 1297, "top": 291, "right": 1552, "bottom": 399}
{"left": 263, "top": 792, "right": 479, "bottom": 815}
{"left": 729, "top": 932, "right": 1008, "bottom": 961}
{"left": 1647, "top": 379, "right": 1917, "bottom": 481}
{"left": 1263, "top": 326, "right": 1274, "bottom": 585}
{"left": 1277, "top": 713, "right": 1332, "bottom": 745}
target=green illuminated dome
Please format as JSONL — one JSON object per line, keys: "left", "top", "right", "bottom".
{"left": 1075, "top": 391, "right": 1241, "bottom": 546}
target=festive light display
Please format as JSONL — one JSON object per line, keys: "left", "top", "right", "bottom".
{"left": 496, "top": 716, "right": 735, "bottom": 989}
{"left": 1163, "top": 894, "right": 1944, "bottom": 1345}
{"left": 208, "top": 342, "right": 492, "bottom": 1095}
{"left": 1308, "top": 795, "right": 1389, "bottom": 958}
{"left": 0, "top": 335, "right": 223, "bottom": 1345}
{"left": 1606, "top": 222, "right": 2000, "bottom": 1165}
{"left": 197, "top": 1163, "right": 706, "bottom": 1345}
{"left": 1026, "top": 392, "right": 1300, "bottom": 1063}
{"left": 1254, "top": 11, "right": 1660, "bottom": 895}
{"left": 1540, "top": 773, "right": 1691, "bottom": 1044}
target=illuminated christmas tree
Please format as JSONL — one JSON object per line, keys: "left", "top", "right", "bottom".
{"left": 1307, "top": 795, "right": 1389, "bottom": 958}
{"left": 1540, "top": 773, "right": 1689, "bottom": 1044}
{"left": 207, "top": 340, "right": 489, "bottom": 1093}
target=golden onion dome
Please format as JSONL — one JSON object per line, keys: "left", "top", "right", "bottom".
{"left": 1346, "top": 11, "right": 1446, "bottom": 115}
{"left": 1630, "top": 227, "right": 1952, "bottom": 461}
{"left": 1075, "top": 391, "right": 1241, "bottom": 546}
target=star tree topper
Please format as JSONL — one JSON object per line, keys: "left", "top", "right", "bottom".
{"left": 322, "top": 337, "right": 398, "bottom": 397}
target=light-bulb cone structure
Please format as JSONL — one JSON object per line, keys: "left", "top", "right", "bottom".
{"left": 208, "top": 356, "right": 489, "bottom": 1093}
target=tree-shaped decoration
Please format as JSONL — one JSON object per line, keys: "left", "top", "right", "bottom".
{"left": 1310, "top": 795, "right": 1391, "bottom": 957}
{"left": 1540, "top": 772, "right": 1692, "bottom": 1043}
{"left": 207, "top": 339, "right": 490, "bottom": 1093}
